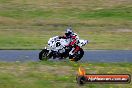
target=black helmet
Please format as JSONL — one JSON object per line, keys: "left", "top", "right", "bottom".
{"left": 65, "top": 27, "right": 73, "bottom": 38}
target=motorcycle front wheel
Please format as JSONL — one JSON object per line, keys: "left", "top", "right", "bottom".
{"left": 39, "top": 49, "right": 49, "bottom": 61}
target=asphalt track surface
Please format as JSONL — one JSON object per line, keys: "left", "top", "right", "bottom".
{"left": 0, "top": 50, "right": 132, "bottom": 62}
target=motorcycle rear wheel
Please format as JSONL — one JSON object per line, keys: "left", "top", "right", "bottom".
{"left": 69, "top": 48, "right": 84, "bottom": 62}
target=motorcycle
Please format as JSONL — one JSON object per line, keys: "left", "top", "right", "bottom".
{"left": 39, "top": 36, "right": 88, "bottom": 61}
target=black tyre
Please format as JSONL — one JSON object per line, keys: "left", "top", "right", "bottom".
{"left": 69, "top": 48, "right": 84, "bottom": 61}
{"left": 39, "top": 49, "right": 49, "bottom": 60}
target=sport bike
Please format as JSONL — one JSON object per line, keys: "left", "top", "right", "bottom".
{"left": 39, "top": 36, "right": 88, "bottom": 61}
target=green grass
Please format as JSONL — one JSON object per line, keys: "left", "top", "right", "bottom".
{"left": 0, "top": 0, "right": 132, "bottom": 50}
{"left": 78, "top": 7, "right": 132, "bottom": 20}
{"left": 0, "top": 28, "right": 131, "bottom": 50}
{"left": 0, "top": 61, "right": 132, "bottom": 88}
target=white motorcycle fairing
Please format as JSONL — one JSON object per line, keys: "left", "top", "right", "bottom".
{"left": 47, "top": 36, "right": 70, "bottom": 53}
{"left": 39, "top": 35, "right": 88, "bottom": 61}
{"left": 47, "top": 36, "right": 88, "bottom": 53}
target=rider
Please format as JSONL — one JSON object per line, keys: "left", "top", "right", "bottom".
{"left": 59, "top": 27, "right": 80, "bottom": 60}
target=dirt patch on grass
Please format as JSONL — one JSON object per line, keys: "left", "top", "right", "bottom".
{"left": 103, "top": 0, "right": 132, "bottom": 7}
{"left": 0, "top": 16, "right": 19, "bottom": 25}
{"left": 112, "top": 28, "right": 132, "bottom": 32}
{"left": 0, "top": 63, "right": 73, "bottom": 77}
{"left": 38, "top": 65, "right": 73, "bottom": 76}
